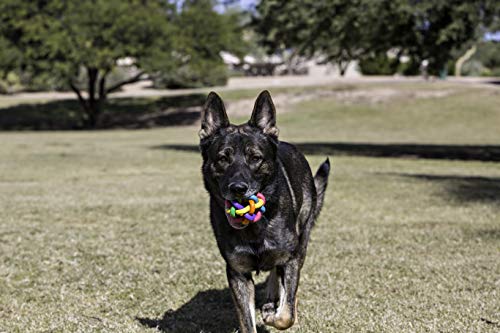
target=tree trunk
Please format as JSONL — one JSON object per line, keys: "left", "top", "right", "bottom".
{"left": 69, "top": 80, "right": 90, "bottom": 126}
{"left": 455, "top": 45, "right": 476, "bottom": 77}
{"left": 98, "top": 69, "right": 109, "bottom": 120}
{"left": 338, "top": 60, "right": 349, "bottom": 76}
{"left": 68, "top": 67, "right": 145, "bottom": 129}
{"left": 86, "top": 67, "right": 99, "bottom": 128}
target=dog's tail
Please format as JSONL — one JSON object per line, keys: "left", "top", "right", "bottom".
{"left": 314, "top": 158, "right": 331, "bottom": 218}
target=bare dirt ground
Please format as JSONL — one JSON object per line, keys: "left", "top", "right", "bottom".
{"left": 224, "top": 87, "right": 457, "bottom": 117}
{"left": 0, "top": 75, "right": 498, "bottom": 104}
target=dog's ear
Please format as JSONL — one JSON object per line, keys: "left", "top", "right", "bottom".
{"left": 199, "top": 92, "right": 229, "bottom": 140}
{"left": 249, "top": 90, "right": 279, "bottom": 138}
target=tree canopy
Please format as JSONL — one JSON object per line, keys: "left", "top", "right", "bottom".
{"left": 253, "top": 0, "right": 500, "bottom": 75}
{"left": 151, "top": 0, "right": 248, "bottom": 89}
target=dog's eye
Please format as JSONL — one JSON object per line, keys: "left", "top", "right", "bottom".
{"left": 218, "top": 155, "right": 229, "bottom": 164}
{"left": 250, "top": 155, "right": 262, "bottom": 163}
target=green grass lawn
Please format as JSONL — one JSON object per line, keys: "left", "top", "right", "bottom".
{"left": 0, "top": 82, "right": 499, "bottom": 332}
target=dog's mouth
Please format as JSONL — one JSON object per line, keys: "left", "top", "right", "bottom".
{"left": 225, "top": 214, "right": 249, "bottom": 229}
{"left": 224, "top": 195, "right": 253, "bottom": 230}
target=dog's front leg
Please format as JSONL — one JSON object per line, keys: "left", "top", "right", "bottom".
{"left": 263, "top": 258, "right": 300, "bottom": 330}
{"left": 226, "top": 265, "right": 257, "bottom": 333}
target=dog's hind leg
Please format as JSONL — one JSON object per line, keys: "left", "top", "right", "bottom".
{"left": 227, "top": 265, "right": 257, "bottom": 333}
{"left": 263, "top": 259, "right": 300, "bottom": 330}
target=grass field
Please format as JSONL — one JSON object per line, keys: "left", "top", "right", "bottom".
{"left": 0, "top": 82, "right": 499, "bottom": 332}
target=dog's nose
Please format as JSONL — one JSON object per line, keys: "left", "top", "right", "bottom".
{"left": 229, "top": 182, "right": 249, "bottom": 196}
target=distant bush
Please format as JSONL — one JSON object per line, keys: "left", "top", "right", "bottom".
{"left": 462, "top": 60, "right": 489, "bottom": 76}
{"left": 358, "top": 53, "right": 398, "bottom": 75}
{"left": 19, "top": 72, "right": 69, "bottom": 92}
{"left": 358, "top": 52, "right": 424, "bottom": 76}
{"left": 152, "top": 60, "right": 228, "bottom": 89}
{"left": 463, "top": 42, "right": 500, "bottom": 76}
{"left": 398, "top": 59, "right": 420, "bottom": 76}
{"left": 0, "top": 72, "right": 23, "bottom": 94}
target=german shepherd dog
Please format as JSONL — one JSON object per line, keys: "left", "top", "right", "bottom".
{"left": 199, "top": 90, "right": 330, "bottom": 332}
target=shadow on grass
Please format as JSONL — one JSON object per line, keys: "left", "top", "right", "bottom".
{"left": 136, "top": 283, "right": 270, "bottom": 333}
{"left": 473, "top": 229, "right": 500, "bottom": 241}
{"left": 0, "top": 94, "right": 206, "bottom": 130}
{"left": 393, "top": 173, "right": 500, "bottom": 203}
{"left": 153, "top": 142, "right": 500, "bottom": 162}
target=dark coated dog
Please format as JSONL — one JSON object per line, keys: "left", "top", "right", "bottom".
{"left": 199, "top": 90, "right": 330, "bottom": 332}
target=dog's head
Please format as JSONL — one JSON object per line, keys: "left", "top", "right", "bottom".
{"left": 199, "top": 90, "right": 279, "bottom": 202}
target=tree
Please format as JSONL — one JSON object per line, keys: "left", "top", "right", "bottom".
{"left": 461, "top": 41, "right": 500, "bottom": 76}
{"left": 0, "top": 0, "right": 174, "bottom": 127}
{"left": 252, "top": 0, "right": 499, "bottom": 76}
{"left": 151, "top": 0, "right": 248, "bottom": 88}
{"left": 0, "top": 37, "right": 20, "bottom": 78}
{"left": 0, "top": 0, "right": 246, "bottom": 128}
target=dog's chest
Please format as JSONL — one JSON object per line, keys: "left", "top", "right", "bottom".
{"left": 226, "top": 237, "right": 295, "bottom": 273}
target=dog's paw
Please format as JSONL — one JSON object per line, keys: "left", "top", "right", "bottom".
{"left": 262, "top": 304, "right": 295, "bottom": 330}
{"left": 261, "top": 302, "right": 276, "bottom": 323}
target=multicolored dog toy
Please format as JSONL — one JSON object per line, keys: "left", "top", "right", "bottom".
{"left": 225, "top": 193, "right": 266, "bottom": 226}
